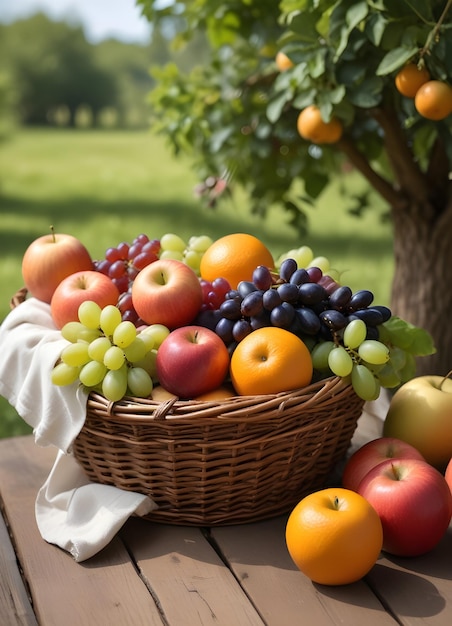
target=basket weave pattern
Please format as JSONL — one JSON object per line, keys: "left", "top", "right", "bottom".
{"left": 73, "top": 377, "right": 363, "bottom": 525}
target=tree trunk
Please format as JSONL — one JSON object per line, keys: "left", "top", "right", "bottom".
{"left": 390, "top": 196, "right": 452, "bottom": 376}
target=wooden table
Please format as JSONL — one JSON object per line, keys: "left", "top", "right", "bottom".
{"left": 1, "top": 435, "right": 452, "bottom": 626}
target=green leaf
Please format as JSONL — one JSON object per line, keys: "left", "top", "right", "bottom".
{"left": 267, "top": 92, "right": 290, "bottom": 123}
{"left": 376, "top": 46, "right": 418, "bottom": 75}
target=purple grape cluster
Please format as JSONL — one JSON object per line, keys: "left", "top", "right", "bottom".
{"left": 195, "top": 258, "right": 391, "bottom": 353}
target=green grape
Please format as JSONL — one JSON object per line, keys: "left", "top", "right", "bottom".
{"left": 358, "top": 340, "right": 389, "bottom": 365}
{"left": 139, "top": 323, "right": 170, "bottom": 348}
{"left": 100, "top": 304, "right": 122, "bottom": 337}
{"left": 138, "top": 331, "right": 154, "bottom": 352}
{"left": 388, "top": 345, "right": 407, "bottom": 372}
{"left": 309, "top": 256, "right": 330, "bottom": 273}
{"left": 61, "top": 321, "right": 86, "bottom": 343}
{"left": 51, "top": 362, "right": 80, "bottom": 386}
{"left": 343, "top": 319, "right": 367, "bottom": 349}
{"left": 311, "top": 341, "right": 335, "bottom": 371}
{"left": 127, "top": 367, "right": 153, "bottom": 397}
{"left": 60, "top": 342, "right": 91, "bottom": 367}
{"left": 123, "top": 337, "right": 147, "bottom": 363}
{"left": 328, "top": 346, "right": 353, "bottom": 377}
{"left": 160, "top": 232, "right": 186, "bottom": 252}
{"left": 159, "top": 249, "right": 184, "bottom": 261}
{"left": 88, "top": 336, "right": 112, "bottom": 362}
{"left": 294, "top": 246, "right": 314, "bottom": 268}
{"left": 183, "top": 249, "right": 203, "bottom": 272}
{"left": 78, "top": 327, "right": 103, "bottom": 343}
{"left": 102, "top": 367, "right": 128, "bottom": 402}
{"left": 135, "top": 348, "right": 158, "bottom": 379}
{"left": 103, "top": 345, "right": 126, "bottom": 370}
{"left": 397, "top": 352, "right": 417, "bottom": 383}
{"left": 188, "top": 235, "right": 213, "bottom": 252}
{"left": 78, "top": 300, "right": 102, "bottom": 329}
{"left": 113, "top": 320, "right": 137, "bottom": 348}
{"left": 376, "top": 363, "right": 402, "bottom": 388}
{"left": 79, "top": 360, "right": 107, "bottom": 387}
{"left": 351, "top": 364, "right": 380, "bottom": 401}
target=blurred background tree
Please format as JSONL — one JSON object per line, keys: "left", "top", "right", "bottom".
{"left": 137, "top": 0, "right": 452, "bottom": 376}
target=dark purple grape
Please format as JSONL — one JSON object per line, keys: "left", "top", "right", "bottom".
{"left": 289, "top": 268, "right": 310, "bottom": 286}
{"left": 328, "top": 285, "right": 352, "bottom": 310}
{"left": 371, "top": 305, "right": 392, "bottom": 322}
{"left": 318, "top": 274, "right": 340, "bottom": 294}
{"left": 219, "top": 298, "right": 242, "bottom": 320}
{"left": 298, "top": 282, "right": 328, "bottom": 305}
{"left": 319, "top": 309, "right": 348, "bottom": 330}
{"left": 270, "top": 302, "right": 295, "bottom": 328}
{"left": 262, "top": 288, "right": 282, "bottom": 311}
{"left": 351, "top": 307, "right": 384, "bottom": 326}
{"left": 250, "top": 310, "right": 271, "bottom": 330}
{"left": 252, "top": 265, "right": 273, "bottom": 290}
{"left": 348, "top": 289, "right": 374, "bottom": 311}
{"left": 279, "top": 258, "right": 298, "bottom": 282}
{"left": 241, "top": 290, "right": 264, "bottom": 317}
{"left": 295, "top": 307, "right": 321, "bottom": 335}
{"left": 232, "top": 319, "right": 252, "bottom": 342}
{"left": 306, "top": 266, "right": 323, "bottom": 283}
{"left": 194, "top": 309, "right": 222, "bottom": 331}
{"left": 277, "top": 282, "right": 299, "bottom": 303}
{"left": 237, "top": 281, "right": 258, "bottom": 298}
{"left": 215, "top": 317, "right": 235, "bottom": 343}
{"left": 366, "top": 326, "right": 380, "bottom": 340}
{"left": 225, "top": 289, "right": 242, "bottom": 302}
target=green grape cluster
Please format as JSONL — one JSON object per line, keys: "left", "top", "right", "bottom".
{"left": 159, "top": 233, "right": 213, "bottom": 275}
{"left": 51, "top": 301, "right": 169, "bottom": 402}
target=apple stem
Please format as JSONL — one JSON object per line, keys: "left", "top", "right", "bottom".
{"left": 50, "top": 225, "right": 56, "bottom": 243}
{"left": 439, "top": 370, "right": 452, "bottom": 391}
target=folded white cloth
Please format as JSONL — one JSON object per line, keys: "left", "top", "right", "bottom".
{"left": 0, "top": 298, "right": 155, "bottom": 561}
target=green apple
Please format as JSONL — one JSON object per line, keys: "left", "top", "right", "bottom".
{"left": 383, "top": 375, "right": 452, "bottom": 471}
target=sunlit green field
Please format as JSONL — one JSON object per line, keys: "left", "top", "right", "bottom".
{"left": 0, "top": 128, "right": 394, "bottom": 437}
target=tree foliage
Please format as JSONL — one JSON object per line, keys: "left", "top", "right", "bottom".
{"left": 138, "top": 0, "right": 452, "bottom": 231}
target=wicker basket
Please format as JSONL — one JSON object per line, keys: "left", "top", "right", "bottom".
{"left": 11, "top": 288, "right": 364, "bottom": 525}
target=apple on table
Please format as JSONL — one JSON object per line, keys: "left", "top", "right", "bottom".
{"left": 383, "top": 375, "right": 452, "bottom": 471}
{"left": 22, "top": 230, "right": 93, "bottom": 303}
{"left": 358, "top": 457, "right": 452, "bottom": 557}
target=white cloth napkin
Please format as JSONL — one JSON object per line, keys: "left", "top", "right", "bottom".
{"left": 0, "top": 298, "right": 156, "bottom": 561}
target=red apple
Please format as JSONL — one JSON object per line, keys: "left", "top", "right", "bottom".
{"left": 445, "top": 457, "right": 452, "bottom": 495}
{"left": 383, "top": 375, "right": 452, "bottom": 471}
{"left": 342, "top": 437, "right": 426, "bottom": 492}
{"left": 22, "top": 231, "right": 93, "bottom": 303}
{"left": 50, "top": 270, "right": 119, "bottom": 329}
{"left": 131, "top": 259, "right": 203, "bottom": 329}
{"left": 156, "top": 325, "right": 230, "bottom": 398}
{"left": 358, "top": 458, "right": 452, "bottom": 556}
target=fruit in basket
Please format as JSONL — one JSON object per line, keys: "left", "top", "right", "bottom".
{"left": 383, "top": 375, "right": 452, "bottom": 471}
{"left": 22, "top": 230, "right": 93, "bottom": 303}
{"left": 230, "top": 326, "right": 312, "bottom": 395}
{"left": 357, "top": 458, "right": 452, "bottom": 556}
{"left": 342, "top": 437, "right": 426, "bottom": 492}
{"left": 156, "top": 325, "right": 230, "bottom": 398}
{"left": 50, "top": 270, "right": 120, "bottom": 329}
{"left": 200, "top": 233, "right": 274, "bottom": 289}
{"left": 285, "top": 488, "right": 383, "bottom": 585}
{"left": 445, "top": 458, "right": 452, "bottom": 495}
{"left": 193, "top": 384, "right": 236, "bottom": 401}
{"left": 131, "top": 259, "right": 203, "bottom": 329}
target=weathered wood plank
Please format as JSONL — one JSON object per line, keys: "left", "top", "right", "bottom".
{"left": 0, "top": 509, "right": 38, "bottom": 626}
{"left": 121, "top": 518, "right": 265, "bottom": 626}
{"left": 0, "top": 437, "right": 164, "bottom": 626}
{"left": 366, "top": 525, "right": 452, "bottom": 626}
{"left": 211, "top": 517, "right": 397, "bottom": 626}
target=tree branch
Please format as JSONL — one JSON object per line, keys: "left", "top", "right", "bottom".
{"left": 336, "top": 135, "right": 406, "bottom": 209}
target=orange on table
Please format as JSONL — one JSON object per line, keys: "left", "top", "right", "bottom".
{"left": 286, "top": 488, "right": 383, "bottom": 586}
{"left": 230, "top": 326, "right": 312, "bottom": 396}
{"left": 200, "top": 233, "right": 274, "bottom": 289}
{"left": 297, "top": 105, "right": 343, "bottom": 144}
{"left": 395, "top": 62, "right": 430, "bottom": 98}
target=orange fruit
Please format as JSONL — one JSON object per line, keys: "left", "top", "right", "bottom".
{"left": 414, "top": 80, "right": 452, "bottom": 121}
{"left": 275, "top": 51, "right": 294, "bottom": 72}
{"left": 229, "top": 327, "right": 312, "bottom": 396}
{"left": 286, "top": 488, "right": 383, "bottom": 586}
{"left": 200, "top": 233, "right": 274, "bottom": 289}
{"left": 395, "top": 63, "right": 430, "bottom": 98}
{"left": 297, "top": 105, "right": 343, "bottom": 144}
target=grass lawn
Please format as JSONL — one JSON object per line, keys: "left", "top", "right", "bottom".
{"left": 0, "top": 128, "right": 394, "bottom": 437}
